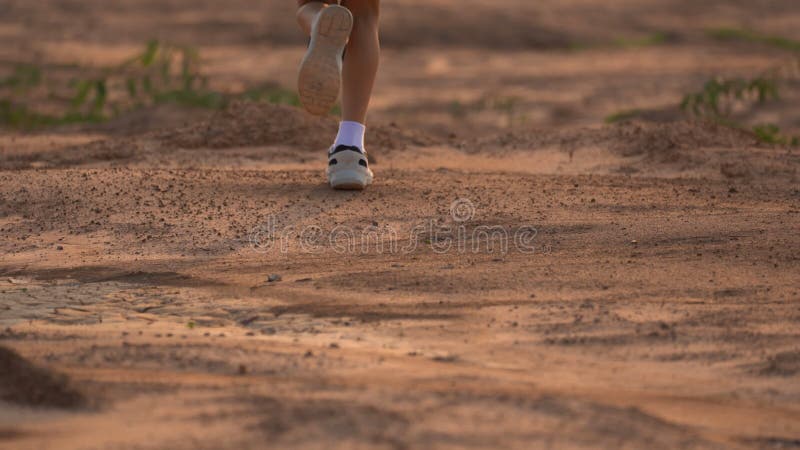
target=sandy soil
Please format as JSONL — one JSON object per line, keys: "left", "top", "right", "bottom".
{"left": 1, "top": 1, "right": 800, "bottom": 449}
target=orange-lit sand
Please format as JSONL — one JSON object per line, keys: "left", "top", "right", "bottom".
{"left": 1, "top": 1, "right": 799, "bottom": 449}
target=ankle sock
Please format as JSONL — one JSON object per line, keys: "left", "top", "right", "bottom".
{"left": 334, "top": 121, "right": 366, "bottom": 150}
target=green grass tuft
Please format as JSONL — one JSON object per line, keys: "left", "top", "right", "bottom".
{"left": 752, "top": 124, "right": 799, "bottom": 146}
{"left": 680, "top": 76, "right": 779, "bottom": 118}
{"left": 0, "top": 100, "right": 104, "bottom": 128}
{"left": 707, "top": 27, "right": 800, "bottom": 52}
{"left": 0, "top": 41, "right": 309, "bottom": 130}
{"left": 241, "top": 83, "right": 301, "bottom": 107}
{"left": 0, "top": 65, "right": 42, "bottom": 92}
{"left": 678, "top": 56, "right": 799, "bottom": 146}
{"left": 611, "top": 32, "right": 670, "bottom": 49}
{"left": 605, "top": 109, "right": 642, "bottom": 124}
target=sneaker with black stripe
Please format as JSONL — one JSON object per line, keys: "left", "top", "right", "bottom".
{"left": 327, "top": 145, "right": 373, "bottom": 190}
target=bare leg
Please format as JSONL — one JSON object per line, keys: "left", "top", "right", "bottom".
{"left": 295, "top": 0, "right": 379, "bottom": 123}
{"left": 296, "top": 0, "right": 336, "bottom": 35}
{"left": 340, "top": 0, "right": 380, "bottom": 124}
{"left": 295, "top": 0, "right": 377, "bottom": 190}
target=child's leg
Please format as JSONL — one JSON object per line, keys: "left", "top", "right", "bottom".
{"left": 296, "top": 0, "right": 336, "bottom": 35}
{"left": 326, "top": 0, "right": 378, "bottom": 189}
{"left": 340, "top": 0, "right": 380, "bottom": 124}
{"left": 295, "top": 0, "right": 379, "bottom": 124}
{"left": 295, "top": 0, "right": 378, "bottom": 189}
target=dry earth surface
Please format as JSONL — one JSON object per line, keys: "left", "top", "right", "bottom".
{"left": 1, "top": 1, "right": 799, "bottom": 449}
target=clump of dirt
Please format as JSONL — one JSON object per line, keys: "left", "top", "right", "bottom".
{"left": 757, "top": 350, "right": 800, "bottom": 377}
{"left": 158, "top": 101, "right": 439, "bottom": 152}
{"left": 607, "top": 121, "right": 760, "bottom": 161}
{"left": 245, "top": 395, "right": 409, "bottom": 444}
{"left": 466, "top": 120, "right": 760, "bottom": 161}
{"left": 0, "top": 137, "right": 138, "bottom": 170}
{"left": 0, "top": 346, "right": 87, "bottom": 409}
{"left": 86, "top": 104, "right": 217, "bottom": 138}
{"left": 366, "top": 120, "right": 442, "bottom": 151}
{"left": 0, "top": 102, "right": 442, "bottom": 170}
{"left": 158, "top": 101, "right": 338, "bottom": 151}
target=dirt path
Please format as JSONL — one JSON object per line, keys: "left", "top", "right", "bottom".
{"left": 1, "top": 1, "right": 800, "bottom": 449}
{"left": 2, "top": 110, "right": 799, "bottom": 449}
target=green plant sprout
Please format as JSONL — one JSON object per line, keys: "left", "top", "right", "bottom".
{"left": 680, "top": 76, "right": 780, "bottom": 117}
{"left": 602, "top": 28, "right": 799, "bottom": 146}
{"left": 679, "top": 72, "right": 798, "bottom": 146}
{"left": 0, "top": 40, "right": 303, "bottom": 129}
{"left": 604, "top": 109, "right": 642, "bottom": 124}
{"left": 489, "top": 96, "right": 524, "bottom": 128}
{"left": 0, "top": 65, "right": 42, "bottom": 92}
{"left": 686, "top": 27, "right": 800, "bottom": 145}
{"left": 752, "top": 124, "right": 800, "bottom": 146}
{"left": 707, "top": 27, "right": 800, "bottom": 53}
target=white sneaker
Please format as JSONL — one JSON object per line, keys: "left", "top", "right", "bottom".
{"left": 327, "top": 145, "right": 374, "bottom": 190}
{"left": 298, "top": 5, "right": 353, "bottom": 116}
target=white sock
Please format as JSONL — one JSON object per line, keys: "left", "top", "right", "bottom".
{"left": 333, "top": 121, "right": 366, "bottom": 150}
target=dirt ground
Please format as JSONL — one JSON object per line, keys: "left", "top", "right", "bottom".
{"left": 1, "top": 1, "right": 800, "bottom": 449}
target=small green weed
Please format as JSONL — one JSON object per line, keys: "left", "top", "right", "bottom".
{"left": 0, "top": 40, "right": 304, "bottom": 129}
{"left": 679, "top": 65, "right": 798, "bottom": 146}
{"left": 0, "top": 65, "right": 42, "bottom": 92}
{"left": 605, "top": 109, "right": 642, "bottom": 124}
{"left": 448, "top": 100, "right": 469, "bottom": 120}
{"left": 241, "top": 83, "right": 300, "bottom": 106}
{"left": 679, "top": 28, "right": 800, "bottom": 145}
{"left": 680, "top": 75, "right": 779, "bottom": 117}
{"left": 0, "top": 100, "right": 104, "bottom": 128}
{"left": 752, "top": 124, "right": 799, "bottom": 146}
{"left": 707, "top": 27, "right": 800, "bottom": 52}
{"left": 490, "top": 96, "right": 523, "bottom": 128}
{"left": 679, "top": 75, "right": 799, "bottom": 146}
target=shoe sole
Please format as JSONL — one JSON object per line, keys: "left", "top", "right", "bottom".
{"left": 329, "top": 168, "right": 373, "bottom": 190}
{"left": 298, "top": 6, "right": 352, "bottom": 116}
